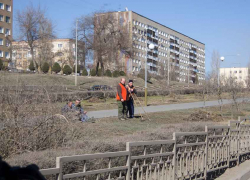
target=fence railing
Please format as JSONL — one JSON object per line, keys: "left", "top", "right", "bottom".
{"left": 40, "top": 116, "right": 250, "bottom": 180}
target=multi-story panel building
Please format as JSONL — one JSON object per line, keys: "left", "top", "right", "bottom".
{"left": 97, "top": 11, "right": 206, "bottom": 84}
{"left": 220, "top": 67, "right": 249, "bottom": 87}
{"left": 0, "top": 0, "right": 13, "bottom": 66}
{"left": 12, "top": 39, "right": 82, "bottom": 70}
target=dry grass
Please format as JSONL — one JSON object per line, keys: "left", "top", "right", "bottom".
{"left": 5, "top": 101, "right": 250, "bottom": 170}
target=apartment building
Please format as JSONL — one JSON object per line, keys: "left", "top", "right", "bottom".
{"left": 12, "top": 39, "right": 80, "bottom": 70}
{"left": 98, "top": 11, "right": 205, "bottom": 84}
{"left": 220, "top": 67, "right": 249, "bottom": 87}
{"left": 0, "top": 0, "right": 13, "bottom": 66}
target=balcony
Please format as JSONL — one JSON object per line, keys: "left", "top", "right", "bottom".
{"left": 147, "top": 62, "right": 157, "bottom": 68}
{"left": 147, "top": 55, "right": 158, "bottom": 61}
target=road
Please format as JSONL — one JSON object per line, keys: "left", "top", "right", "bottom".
{"left": 88, "top": 98, "right": 249, "bottom": 119}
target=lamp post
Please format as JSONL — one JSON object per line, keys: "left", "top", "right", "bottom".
{"left": 75, "top": 19, "right": 78, "bottom": 86}
{"left": 145, "top": 43, "right": 155, "bottom": 106}
{"left": 218, "top": 56, "right": 225, "bottom": 87}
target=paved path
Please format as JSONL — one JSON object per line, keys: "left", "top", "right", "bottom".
{"left": 215, "top": 160, "right": 250, "bottom": 180}
{"left": 88, "top": 98, "right": 249, "bottom": 119}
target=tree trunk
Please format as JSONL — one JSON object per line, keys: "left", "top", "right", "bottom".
{"left": 96, "top": 61, "right": 99, "bottom": 76}
{"left": 101, "top": 62, "right": 104, "bottom": 76}
{"left": 31, "top": 47, "right": 38, "bottom": 73}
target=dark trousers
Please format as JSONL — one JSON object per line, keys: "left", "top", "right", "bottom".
{"left": 127, "top": 99, "right": 134, "bottom": 118}
{"left": 117, "top": 101, "right": 128, "bottom": 119}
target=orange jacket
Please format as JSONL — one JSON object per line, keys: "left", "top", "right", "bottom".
{"left": 116, "top": 83, "right": 127, "bottom": 101}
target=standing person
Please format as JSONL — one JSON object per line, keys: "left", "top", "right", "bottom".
{"left": 116, "top": 78, "right": 128, "bottom": 120}
{"left": 127, "top": 80, "right": 137, "bottom": 118}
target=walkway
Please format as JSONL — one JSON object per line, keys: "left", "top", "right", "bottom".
{"left": 88, "top": 98, "right": 249, "bottom": 119}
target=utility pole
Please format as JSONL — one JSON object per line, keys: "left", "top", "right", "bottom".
{"left": 75, "top": 19, "right": 78, "bottom": 86}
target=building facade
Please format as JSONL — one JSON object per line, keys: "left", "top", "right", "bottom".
{"left": 12, "top": 39, "right": 80, "bottom": 70}
{"left": 0, "top": 0, "right": 13, "bottom": 66}
{"left": 98, "top": 11, "right": 206, "bottom": 84}
{"left": 220, "top": 67, "right": 249, "bottom": 87}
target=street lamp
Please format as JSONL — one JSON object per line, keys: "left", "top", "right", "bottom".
{"left": 218, "top": 56, "right": 225, "bottom": 87}
{"left": 145, "top": 43, "right": 155, "bottom": 106}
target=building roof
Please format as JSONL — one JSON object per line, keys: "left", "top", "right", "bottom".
{"left": 117, "top": 10, "right": 205, "bottom": 45}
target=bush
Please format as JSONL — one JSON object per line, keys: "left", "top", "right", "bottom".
{"left": 82, "top": 68, "right": 88, "bottom": 76}
{"left": 90, "top": 69, "right": 96, "bottom": 76}
{"left": 137, "top": 69, "right": 151, "bottom": 82}
{"left": 73, "top": 65, "right": 80, "bottom": 74}
{"left": 112, "top": 70, "right": 120, "bottom": 78}
{"left": 42, "top": 62, "right": 50, "bottom": 73}
{"left": 105, "top": 69, "right": 112, "bottom": 77}
{"left": 97, "top": 69, "right": 102, "bottom": 76}
{"left": 52, "top": 62, "right": 61, "bottom": 73}
{"left": 119, "top": 71, "right": 126, "bottom": 76}
{"left": 63, "top": 65, "right": 72, "bottom": 75}
{"left": 0, "top": 59, "right": 3, "bottom": 70}
{"left": 29, "top": 61, "right": 36, "bottom": 71}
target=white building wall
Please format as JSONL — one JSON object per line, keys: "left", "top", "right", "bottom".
{"left": 220, "top": 67, "right": 249, "bottom": 87}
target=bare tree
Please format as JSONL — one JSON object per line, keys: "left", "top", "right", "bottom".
{"left": 17, "top": 4, "right": 54, "bottom": 73}
{"left": 77, "top": 11, "right": 132, "bottom": 75}
{"left": 210, "top": 50, "right": 221, "bottom": 84}
{"left": 37, "top": 18, "right": 55, "bottom": 72}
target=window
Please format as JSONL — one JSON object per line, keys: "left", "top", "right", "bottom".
{"left": 5, "top": 40, "right": 10, "bottom": 47}
{"left": 0, "top": 51, "right": 2, "bottom": 57}
{"left": 58, "top": 44, "right": 63, "bottom": 48}
{"left": 0, "top": 3, "right": 4, "bottom": 10}
{"left": 0, "top": 27, "right": 3, "bottom": 33}
{"left": 0, "top": 15, "right": 3, "bottom": 21}
{"left": 5, "top": 28, "right": 10, "bottom": 35}
{"left": 234, "top": 71, "right": 237, "bottom": 73}
{"left": 6, "top": 5, "right": 11, "bottom": 12}
{"left": 6, "top": 16, "right": 10, "bottom": 23}
{"left": 0, "top": 38, "right": 3, "bottom": 45}
{"left": 239, "top": 70, "right": 242, "bottom": 73}
{"left": 5, "top": 52, "right": 10, "bottom": 59}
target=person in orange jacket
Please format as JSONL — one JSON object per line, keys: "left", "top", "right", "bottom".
{"left": 116, "top": 78, "right": 128, "bottom": 120}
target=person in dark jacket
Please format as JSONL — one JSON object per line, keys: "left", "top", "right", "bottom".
{"left": 116, "top": 78, "right": 128, "bottom": 120}
{"left": 126, "top": 80, "right": 137, "bottom": 118}
{"left": 72, "top": 99, "right": 89, "bottom": 122}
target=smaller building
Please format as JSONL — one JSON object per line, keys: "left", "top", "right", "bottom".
{"left": 220, "top": 67, "right": 249, "bottom": 87}
{"left": 12, "top": 38, "right": 84, "bottom": 71}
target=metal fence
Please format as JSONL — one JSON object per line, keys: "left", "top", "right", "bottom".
{"left": 40, "top": 116, "right": 250, "bottom": 180}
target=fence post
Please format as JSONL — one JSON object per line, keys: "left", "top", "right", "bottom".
{"left": 172, "top": 133, "right": 177, "bottom": 180}
{"left": 227, "top": 121, "right": 231, "bottom": 168}
{"left": 237, "top": 117, "right": 241, "bottom": 166}
{"left": 126, "top": 142, "right": 131, "bottom": 180}
{"left": 205, "top": 126, "right": 208, "bottom": 180}
{"left": 56, "top": 157, "right": 63, "bottom": 180}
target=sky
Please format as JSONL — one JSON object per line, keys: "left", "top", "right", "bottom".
{"left": 14, "top": 0, "right": 250, "bottom": 73}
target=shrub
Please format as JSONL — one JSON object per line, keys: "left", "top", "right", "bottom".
{"left": 82, "top": 67, "right": 88, "bottom": 76}
{"left": 73, "top": 65, "right": 80, "bottom": 74}
{"left": 105, "top": 69, "right": 112, "bottom": 77}
{"left": 112, "top": 70, "right": 120, "bottom": 78}
{"left": 63, "top": 65, "right": 72, "bottom": 75}
{"left": 42, "top": 62, "right": 50, "bottom": 73}
{"left": 29, "top": 61, "right": 36, "bottom": 71}
{"left": 90, "top": 69, "right": 96, "bottom": 76}
{"left": 52, "top": 62, "right": 61, "bottom": 73}
{"left": 119, "top": 71, "right": 126, "bottom": 76}
{"left": 137, "top": 69, "right": 151, "bottom": 82}
{"left": 97, "top": 69, "right": 102, "bottom": 76}
{"left": 0, "top": 59, "right": 3, "bottom": 70}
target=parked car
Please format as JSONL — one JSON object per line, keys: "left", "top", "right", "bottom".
{"left": 88, "top": 85, "right": 113, "bottom": 91}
